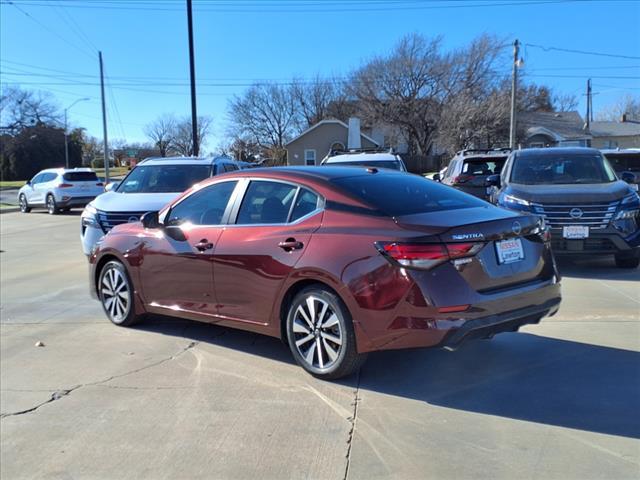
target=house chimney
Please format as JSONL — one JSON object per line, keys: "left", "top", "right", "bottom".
{"left": 347, "top": 117, "right": 361, "bottom": 149}
{"left": 621, "top": 113, "right": 627, "bottom": 123}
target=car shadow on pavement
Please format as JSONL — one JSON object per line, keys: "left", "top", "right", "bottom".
{"left": 556, "top": 256, "right": 640, "bottom": 280}
{"left": 136, "top": 316, "right": 639, "bottom": 440}
{"left": 359, "top": 332, "right": 640, "bottom": 440}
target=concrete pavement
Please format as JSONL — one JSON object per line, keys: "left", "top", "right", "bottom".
{"left": 1, "top": 211, "right": 639, "bottom": 479}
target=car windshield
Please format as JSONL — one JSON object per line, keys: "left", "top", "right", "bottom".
{"left": 324, "top": 160, "right": 402, "bottom": 170}
{"left": 603, "top": 152, "right": 640, "bottom": 173}
{"left": 117, "top": 165, "right": 211, "bottom": 193}
{"left": 332, "top": 173, "right": 486, "bottom": 216}
{"left": 510, "top": 153, "right": 617, "bottom": 185}
{"left": 63, "top": 172, "right": 99, "bottom": 182}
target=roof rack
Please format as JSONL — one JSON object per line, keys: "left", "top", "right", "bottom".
{"left": 327, "top": 147, "right": 395, "bottom": 157}
{"left": 460, "top": 148, "right": 512, "bottom": 157}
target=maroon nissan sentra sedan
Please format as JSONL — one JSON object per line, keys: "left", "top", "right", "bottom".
{"left": 89, "top": 167, "right": 561, "bottom": 379}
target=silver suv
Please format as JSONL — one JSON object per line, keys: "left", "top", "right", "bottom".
{"left": 80, "top": 155, "right": 241, "bottom": 255}
{"left": 18, "top": 168, "right": 105, "bottom": 214}
{"left": 320, "top": 148, "right": 407, "bottom": 171}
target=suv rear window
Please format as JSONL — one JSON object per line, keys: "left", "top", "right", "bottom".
{"left": 462, "top": 157, "right": 506, "bottom": 176}
{"left": 332, "top": 173, "right": 485, "bottom": 216}
{"left": 324, "top": 160, "right": 402, "bottom": 170}
{"left": 118, "top": 165, "right": 211, "bottom": 193}
{"left": 63, "top": 172, "right": 99, "bottom": 182}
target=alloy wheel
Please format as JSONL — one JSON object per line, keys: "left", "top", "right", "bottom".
{"left": 292, "top": 295, "right": 343, "bottom": 370}
{"left": 19, "top": 195, "right": 28, "bottom": 213}
{"left": 47, "top": 196, "right": 55, "bottom": 214}
{"left": 100, "top": 266, "right": 131, "bottom": 323}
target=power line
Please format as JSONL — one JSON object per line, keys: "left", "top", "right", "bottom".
{"left": 3, "top": 0, "right": 596, "bottom": 12}
{"left": 5, "top": 1, "right": 96, "bottom": 60}
{"left": 525, "top": 43, "right": 640, "bottom": 61}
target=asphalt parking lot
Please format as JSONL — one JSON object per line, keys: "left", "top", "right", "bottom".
{"left": 1, "top": 211, "right": 639, "bottom": 480}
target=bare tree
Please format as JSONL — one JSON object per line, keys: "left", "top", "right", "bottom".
{"left": 171, "top": 115, "right": 213, "bottom": 156}
{"left": 0, "top": 86, "right": 61, "bottom": 133}
{"left": 227, "top": 83, "right": 296, "bottom": 162}
{"left": 348, "top": 34, "right": 451, "bottom": 156}
{"left": 553, "top": 93, "right": 579, "bottom": 112}
{"left": 291, "top": 75, "right": 344, "bottom": 129}
{"left": 144, "top": 114, "right": 177, "bottom": 156}
{"left": 596, "top": 94, "right": 640, "bottom": 121}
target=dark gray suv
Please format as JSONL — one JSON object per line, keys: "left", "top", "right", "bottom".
{"left": 488, "top": 147, "right": 640, "bottom": 268}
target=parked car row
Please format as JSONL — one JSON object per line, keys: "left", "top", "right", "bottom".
{"left": 436, "top": 147, "right": 640, "bottom": 269}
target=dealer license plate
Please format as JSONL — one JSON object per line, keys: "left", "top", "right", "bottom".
{"left": 563, "top": 225, "right": 589, "bottom": 239}
{"left": 496, "top": 238, "right": 524, "bottom": 264}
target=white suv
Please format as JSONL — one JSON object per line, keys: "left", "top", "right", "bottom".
{"left": 320, "top": 149, "right": 407, "bottom": 171}
{"left": 18, "top": 168, "right": 105, "bottom": 215}
{"left": 80, "top": 155, "right": 241, "bottom": 255}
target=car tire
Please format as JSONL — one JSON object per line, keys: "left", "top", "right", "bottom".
{"left": 46, "top": 194, "right": 59, "bottom": 215}
{"left": 19, "top": 194, "right": 31, "bottom": 213}
{"left": 98, "top": 260, "right": 143, "bottom": 327}
{"left": 286, "top": 285, "right": 367, "bottom": 380}
{"left": 614, "top": 253, "right": 640, "bottom": 269}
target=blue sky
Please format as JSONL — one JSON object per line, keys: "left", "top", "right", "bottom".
{"left": 1, "top": 0, "right": 639, "bottom": 150}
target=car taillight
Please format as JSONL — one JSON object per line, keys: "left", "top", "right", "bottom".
{"left": 453, "top": 174, "right": 474, "bottom": 184}
{"left": 378, "top": 242, "right": 483, "bottom": 269}
{"left": 57, "top": 183, "right": 73, "bottom": 188}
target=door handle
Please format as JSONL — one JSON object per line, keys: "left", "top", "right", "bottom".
{"left": 195, "top": 239, "right": 214, "bottom": 252}
{"left": 278, "top": 238, "right": 303, "bottom": 251}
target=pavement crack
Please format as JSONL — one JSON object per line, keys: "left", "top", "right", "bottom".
{"left": 343, "top": 368, "right": 362, "bottom": 480}
{"left": 0, "top": 341, "right": 198, "bottom": 419}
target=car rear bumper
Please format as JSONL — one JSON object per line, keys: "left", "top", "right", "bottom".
{"left": 438, "top": 297, "right": 560, "bottom": 350}
{"left": 57, "top": 196, "right": 96, "bottom": 208}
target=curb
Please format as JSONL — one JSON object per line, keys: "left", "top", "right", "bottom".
{"left": 0, "top": 207, "right": 20, "bottom": 214}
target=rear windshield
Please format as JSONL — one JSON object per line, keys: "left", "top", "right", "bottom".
{"left": 63, "top": 172, "right": 98, "bottom": 182}
{"left": 603, "top": 152, "right": 640, "bottom": 173}
{"left": 462, "top": 156, "right": 506, "bottom": 175}
{"left": 324, "top": 160, "right": 402, "bottom": 170}
{"left": 332, "top": 173, "right": 486, "bottom": 216}
{"left": 117, "top": 165, "right": 211, "bottom": 193}
{"left": 511, "top": 153, "right": 617, "bottom": 185}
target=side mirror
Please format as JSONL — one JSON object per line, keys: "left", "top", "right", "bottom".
{"left": 620, "top": 171, "right": 636, "bottom": 184}
{"left": 105, "top": 181, "right": 120, "bottom": 192}
{"left": 141, "top": 211, "right": 160, "bottom": 229}
{"left": 486, "top": 174, "right": 501, "bottom": 188}
{"left": 26, "top": 180, "right": 32, "bottom": 186}
{"left": 432, "top": 173, "right": 441, "bottom": 182}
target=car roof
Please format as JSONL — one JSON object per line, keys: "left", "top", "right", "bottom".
{"left": 323, "top": 152, "right": 399, "bottom": 163}
{"left": 209, "top": 165, "right": 406, "bottom": 184}
{"left": 601, "top": 148, "right": 640, "bottom": 155}
{"left": 39, "top": 167, "right": 95, "bottom": 174}
{"left": 515, "top": 147, "right": 602, "bottom": 157}
{"left": 138, "top": 155, "right": 235, "bottom": 166}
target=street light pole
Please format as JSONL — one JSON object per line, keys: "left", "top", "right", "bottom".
{"left": 64, "top": 97, "right": 90, "bottom": 169}
{"left": 509, "top": 39, "right": 520, "bottom": 149}
{"left": 186, "top": 0, "right": 199, "bottom": 156}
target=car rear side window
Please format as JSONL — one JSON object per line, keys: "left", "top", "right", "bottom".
{"left": 63, "top": 172, "right": 99, "bottom": 182}
{"left": 166, "top": 181, "right": 237, "bottom": 226}
{"left": 236, "top": 181, "right": 297, "bottom": 225}
{"left": 118, "top": 165, "right": 211, "bottom": 193}
{"left": 332, "top": 174, "right": 486, "bottom": 216}
{"left": 290, "top": 189, "right": 319, "bottom": 222}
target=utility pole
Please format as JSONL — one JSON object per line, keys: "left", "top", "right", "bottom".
{"left": 99, "top": 51, "right": 110, "bottom": 183}
{"left": 509, "top": 39, "right": 520, "bottom": 149}
{"left": 585, "top": 78, "right": 592, "bottom": 130}
{"left": 186, "top": 0, "right": 199, "bottom": 157}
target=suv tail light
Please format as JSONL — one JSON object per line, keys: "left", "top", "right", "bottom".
{"left": 377, "top": 242, "right": 484, "bottom": 270}
{"left": 57, "top": 183, "right": 73, "bottom": 188}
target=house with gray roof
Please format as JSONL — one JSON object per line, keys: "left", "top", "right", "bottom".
{"left": 590, "top": 117, "right": 640, "bottom": 149}
{"left": 519, "top": 111, "right": 591, "bottom": 148}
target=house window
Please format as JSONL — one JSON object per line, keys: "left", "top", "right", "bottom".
{"left": 529, "top": 142, "right": 545, "bottom": 148}
{"left": 304, "top": 149, "right": 316, "bottom": 166}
